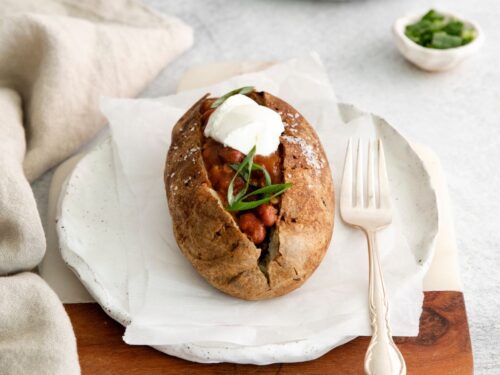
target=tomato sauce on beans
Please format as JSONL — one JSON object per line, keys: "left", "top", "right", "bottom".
{"left": 199, "top": 98, "right": 281, "bottom": 245}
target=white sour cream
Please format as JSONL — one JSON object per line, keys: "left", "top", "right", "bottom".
{"left": 204, "top": 94, "right": 284, "bottom": 155}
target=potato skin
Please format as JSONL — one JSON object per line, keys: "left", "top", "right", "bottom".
{"left": 165, "top": 91, "right": 334, "bottom": 300}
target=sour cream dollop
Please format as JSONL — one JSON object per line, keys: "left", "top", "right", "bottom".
{"left": 204, "top": 94, "right": 284, "bottom": 156}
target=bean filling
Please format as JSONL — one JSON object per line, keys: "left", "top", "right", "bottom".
{"left": 200, "top": 98, "right": 282, "bottom": 245}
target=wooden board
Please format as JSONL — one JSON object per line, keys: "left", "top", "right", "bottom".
{"left": 65, "top": 291, "right": 472, "bottom": 374}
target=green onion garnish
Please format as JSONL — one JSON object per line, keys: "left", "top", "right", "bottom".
{"left": 226, "top": 183, "right": 292, "bottom": 212}
{"left": 227, "top": 146, "right": 256, "bottom": 206}
{"left": 230, "top": 163, "right": 272, "bottom": 188}
{"left": 211, "top": 86, "right": 255, "bottom": 109}
{"left": 226, "top": 146, "right": 292, "bottom": 212}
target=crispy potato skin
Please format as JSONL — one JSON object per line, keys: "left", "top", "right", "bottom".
{"left": 165, "top": 92, "right": 334, "bottom": 300}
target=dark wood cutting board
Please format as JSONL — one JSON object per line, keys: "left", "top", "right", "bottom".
{"left": 65, "top": 291, "right": 472, "bottom": 374}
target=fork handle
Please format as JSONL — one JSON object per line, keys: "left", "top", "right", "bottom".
{"left": 364, "top": 231, "right": 406, "bottom": 375}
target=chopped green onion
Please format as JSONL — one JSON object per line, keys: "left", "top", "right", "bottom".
{"left": 404, "top": 9, "right": 476, "bottom": 49}
{"left": 230, "top": 163, "right": 272, "bottom": 187}
{"left": 226, "top": 183, "right": 292, "bottom": 212}
{"left": 422, "top": 9, "right": 445, "bottom": 23}
{"left": 431, "top": 32, "right": 463, "bottom": 49}
{"left": 226, "top": 146, "right": 292, "bottom": 212}
{"left": 211, "top": 86, "right": 255, "bottom": 109}
{"left": 443, "top": 20, "right": 464, "bottom": 36}
{"left": 461, "top": 28, "right": 476, "bottom": 44}
{"left": 239, "top": 182, "right": 292, "bottom": 200}
{"left": 227, "top": 146, "right": 256, "bottom": 206}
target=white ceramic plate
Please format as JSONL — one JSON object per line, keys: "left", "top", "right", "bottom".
{"left": 57, "top": 103, "right": 438, "bottom": 364}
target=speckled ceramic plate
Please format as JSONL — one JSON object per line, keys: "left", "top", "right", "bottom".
{"left": 57, "top": 103, "right": 438, "bottom": 364}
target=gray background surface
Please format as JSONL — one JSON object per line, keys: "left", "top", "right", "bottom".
{"left": 33, "top": 0, "right": 500, "bottom": 372}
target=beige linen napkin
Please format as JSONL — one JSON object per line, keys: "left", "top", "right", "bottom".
{"left": 0, "top": 273, "right": 79, "bottom": 375}
{"left": 0, "top": 0, "right": 192, "bottom": 373}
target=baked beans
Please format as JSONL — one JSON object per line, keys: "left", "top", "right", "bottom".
{"left": 200, "top": 98, "right": 282, "bottom": 246}
{"left": 239, "top": 213, "right": 266, "bottom": 245}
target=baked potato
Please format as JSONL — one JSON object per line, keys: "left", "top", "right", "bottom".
{"left": 164, "top": 89, "right": 334, "bottom": 300}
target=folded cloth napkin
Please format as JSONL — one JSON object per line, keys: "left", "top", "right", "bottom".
{"left": 0, "top": 0, "right": 193, "bottom": 373}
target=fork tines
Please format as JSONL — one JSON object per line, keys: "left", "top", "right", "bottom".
{"left": 340, "top": 138, "right": 391, "bottom": 212}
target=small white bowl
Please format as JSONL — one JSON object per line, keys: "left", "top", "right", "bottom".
{"left": 392, "top": 11, "right": 484, "bottom": 72}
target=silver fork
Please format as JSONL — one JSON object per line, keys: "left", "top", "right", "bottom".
{"left": 340, "top": 139, "right": 406, "bottom": 375}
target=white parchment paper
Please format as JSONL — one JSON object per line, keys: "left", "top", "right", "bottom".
{"left": 101, "top": 54, "right": 426, "bottom": 346}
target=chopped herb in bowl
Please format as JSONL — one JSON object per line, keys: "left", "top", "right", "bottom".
{"left": 405, "top": 9, "right": 477, "bottom": 49}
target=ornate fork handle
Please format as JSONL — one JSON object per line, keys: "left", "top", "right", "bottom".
{"left": 364, "top": 230, "right": 406, "bottom": 375}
